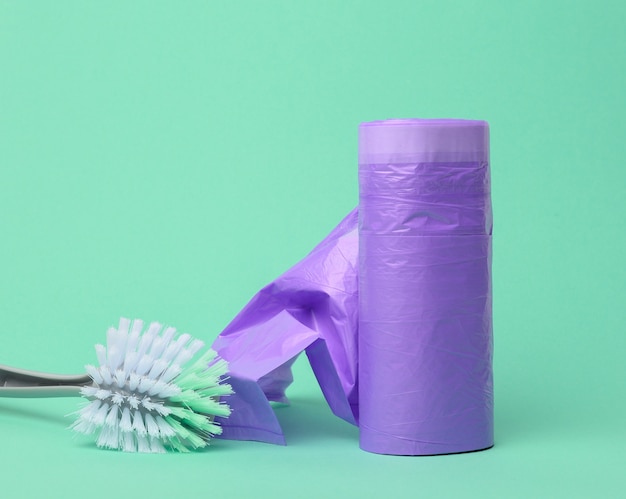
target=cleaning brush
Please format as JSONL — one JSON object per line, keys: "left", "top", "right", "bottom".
{"left": 0, "top": 318, "right": 233, "bottom": 453}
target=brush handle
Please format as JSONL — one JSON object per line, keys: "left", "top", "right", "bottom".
{"left": 0, "top": 364, "right": 91, "bottom": 398}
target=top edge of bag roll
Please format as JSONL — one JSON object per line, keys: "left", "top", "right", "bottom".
{"left": 359, "top": 118, "right": 489, "bottom": 164}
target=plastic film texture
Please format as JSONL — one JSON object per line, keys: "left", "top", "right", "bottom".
{"left": 212, "top": 210, "right": 359, "bottom": 444}
{"left": 358, "top": 119, "right": 494, "bottom": 455}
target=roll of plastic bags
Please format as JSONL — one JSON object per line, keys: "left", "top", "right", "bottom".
{"left": 358, "top": 119, "right": 493, "bottom": 455}
{"left": 212, "top": 210, "right": 359, "bottom": 444}
{"left": 212, "top": 119, "right": 493, "bottom": 451}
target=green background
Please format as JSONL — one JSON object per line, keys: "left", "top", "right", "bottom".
{"left": 1, "top": 1, "right": 624, "bottom": 497}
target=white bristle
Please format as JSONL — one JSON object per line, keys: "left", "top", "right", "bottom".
{"left": 149, "top": 331, "right": 174, "bottom": 360}
{"left": 95, "top": 389, "right": 111, "bottom": 400}
{"left": 173, "top": 349, "right": 193, "bottom": 367}
{"left": 155, "top": 416, "right": 175, "bottom": 438}
{"left": 75, "top": 317, "right": 233, "bottom": 453}
{"left": 160, "top": 364, "right": 182, "bottom": 384}
{"left": 141, "top": 397, "right": 157, "bottom": 411}
{"left": 138, "top": 377, "right": 156, "bottom": 394}
{"left": 106, "top": 327, "right": 118, "bottom": 355}
{"left": 71, "top": 418, "right": 95, "bottom": 435}
{"left": 119, "top": 407, "right": 133, "bottom": 432}
{"left": 176, "top": 333, "right": 192, "bottom": 346}
{"left": 132, "top": 411, "right": 147, "bottom": 436}
{"left": 161, "top": 326, "right": 177, "bottom": 345}
{"left": 80, "top": 386, "right": 98, "bottom": 398}
{"left": 187, "top": 340, "right": 204, "bottom": 357}
{"left": 123, "top": 351, "right": 139, "bottom": 377}
{"left": 125, "top": 326, "right": 141, "bottom": 357}
{"left": 137, "top": 434, "right": 151, "bottom": 453}
{"left": 136, "top": 322, "right": 161, "bottom": 358}
{"left": 130, "top": 319, "right": 144, "bottom": 335}
{"left": 97, "top": 425, "right": 119, "bottom": 449}
{"left": 78, "top": 399, "right": 102, "bottom": 422}
{"left": 187, "top": 339, "right": 205, "bottom": 356}
{"left": 105, "top": 404, "right": 119, "bottom": 427}
{"left": 148, "top": 336, "right": 166, "bottom": 360}
{"left": 107, "top": 345, "right": 123, "bottom": 372}
{"left": 149, "top": 437, "right": 166, "bottom": 454}
{"left": 135, "top": 354, "right": 154, "bottom": 376}
{"left": 95, "top": 344, "right": 107, "bottom": 367}
{"left": 85, "top": 365, "right": 103, "bottom": 385}
{"left": 99, "top": 366, "right": 113, "bottom": 385}
{"left": 144, "top": 413, "right": 160, "bottom": 438}
{"left": 147, "top": 359, "right": 169, "bottom": 380}
{"left": 111, "top": 393, "right": 125, "bottom": 405}
{"left": 122, "top": 431, "right": 135, "bottom": 452}
{"left": 151, "top": 404, "right": 171, "bottom": 417}
{"left": 140, "top": 398, "right": 170, "bottom": 416}
{"left": 117, "top": 317, "right": 131, "bottom": 338}
{"left": 114, "top": 369, "right": 127, "bottom": 388}
{"left": 128, "top": 395, "right": 140, "bottom": 410}
{"left": 162, "top": 333, "right": 191, "bottom": 362}
{"left": 155, "top": 383, "right": 181, "bottom": 399}
{"left": 147, "top": 379, "right": 167, "bottom": 397}
{"left": 161, "top": 343, "right": 179, "bottom": 363}
{"left": 93, "top": 403, "right": 110, "bottom": 426}
{"left": 173, "top": 339, "right": 204, "bottom": 367}
{"left": 128, "top": 373, "right": 141, "bottom": 392}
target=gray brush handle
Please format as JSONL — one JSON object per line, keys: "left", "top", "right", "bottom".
{"left": 0, "top": 364, "right": 91, "bottom": 398}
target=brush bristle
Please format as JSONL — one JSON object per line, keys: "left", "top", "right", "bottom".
{"left": 71, "top": 318, "right": 233, "bottom": 453}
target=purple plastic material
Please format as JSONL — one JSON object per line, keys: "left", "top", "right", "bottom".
{"left": 211, "top": 119, "right": 493, "bottom": 452}
{"left": 358, "top": 119, "right": 493, "bottom": 455}
{"left": 212, "top": 211, "right": 359, "bottom": 444}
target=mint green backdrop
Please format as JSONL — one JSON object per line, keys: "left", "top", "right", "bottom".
{"left": 1, "top": 2, "right": 624, "bottom": 497}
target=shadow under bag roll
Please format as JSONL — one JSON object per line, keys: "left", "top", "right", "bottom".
{"left": 358, "top": 119, "right": 493, "bottom": 455}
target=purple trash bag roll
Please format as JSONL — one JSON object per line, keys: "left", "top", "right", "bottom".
{"left": 212, "top": 210, "right": 359, "bottom": 444}
{"left": 358, "top": 119, "right": 493, "bottom": 455}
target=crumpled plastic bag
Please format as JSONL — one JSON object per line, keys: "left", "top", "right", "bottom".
{"left": 212, "top": 209, "right": 359, "bottom": 444}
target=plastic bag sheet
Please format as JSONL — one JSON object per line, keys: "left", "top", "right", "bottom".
{"left": 212, "top": 210, "right": 359, "bottom": 444}
{"left": 358, "top": 119, "right": 493, "bottom": 455}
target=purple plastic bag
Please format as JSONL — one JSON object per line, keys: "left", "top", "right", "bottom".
{"left": 358, "top": 119, "right": 493, "bottom": 455}
{"left": 212, "top": 119, "right": 493, "bottom": 452}
{"left": 212, "top": 210, "right": 359, "bottom": 444}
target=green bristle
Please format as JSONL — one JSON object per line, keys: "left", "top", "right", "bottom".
{"left": 176, "top": 351, "right": 225, "bottom": 386}
{"left": 168, "top": 405, "right": 221, "bottom": 434}
{"left": 166, "top": 436, "right": 191, "bottom": 453}
{"left": 184, "top": 431, "right": 208, "bottom": 450}
{"left": 187, "top": 397, "right": 232, "bottom": 417}
{"left": 164, "top": 413, "right": 213, "bottom": 450}
{"left": 164, "top": 415, "right": 194, "bottom": 441}
{"left": 197, "top": 383, "right": 234, "bottom": 398}
{"left": 169, "top": 389, "right": 200, "bottom": 404}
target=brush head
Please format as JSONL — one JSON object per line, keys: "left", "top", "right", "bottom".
{"left": 71, "top": 318, "right": 233, "bottom": 453}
